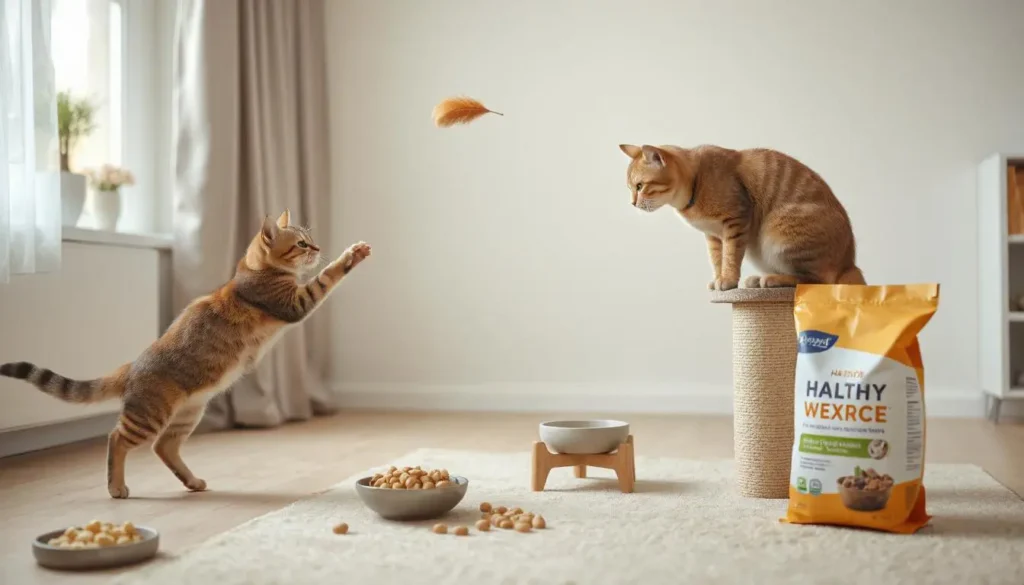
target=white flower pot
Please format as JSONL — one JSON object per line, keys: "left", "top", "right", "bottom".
{"left": 92, "top": 189, "right": 122, "bottom": 231}
{"left": 60, "top": 172, "right": 86, "bottom": 227}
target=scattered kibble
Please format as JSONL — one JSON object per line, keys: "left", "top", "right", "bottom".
{"left": 479, "top": 502, "right": 492, "bottom": 513}
{"left": 495, "top": 506, "right": 507, "bottom": 515}
{"left": 432, "top": 523, "right": 448, "bottom": 534}
{"left": 532, "top": 516, "right": 546, "bottom": 529}
{"left": 475, "top": 519, "right": 490, "bottom": 532}
{"left": 332, "top": 523, "right": 349, "bottom": 535}
{"left": 46, "top": 520, "right": 144, "bottom": 549}
{"left": 514, "top": 522, "right": 532, "bottom": 533}
{"left": 499, "top": 519, "right": 514, "bottom": 529}
{"left": 453, "top": 525, "right": 469, "bottom": 536}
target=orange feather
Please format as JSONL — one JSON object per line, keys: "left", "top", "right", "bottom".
{"left": 432, "top": 96, "right": 503, "bottom": 128}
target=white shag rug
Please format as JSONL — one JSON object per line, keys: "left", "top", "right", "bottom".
{"left": 112, "top": 449, "right": 1024, "bottom": 585}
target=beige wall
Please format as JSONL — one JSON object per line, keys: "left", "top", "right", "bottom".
{"left": 324, "top": 0, "right": 1024, "bottom": 414}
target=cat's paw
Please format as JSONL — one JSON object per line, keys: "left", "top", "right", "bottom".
{"left": 108, "top": 483, "right": 130, "bottom": 499}
{"left": 185, "top": 477, "right": 207, "bottom": 492}
{"left": 743, "top": 275, "right": 764, "bottom": 288}
{"left": 340, "top": 242, "right": 372, "bottom": 273}
{"left": 759, "top": 274, "right": 799, "bottom": 288}
{"left": 711, "top": 278, "right": 739, "bottom": 291}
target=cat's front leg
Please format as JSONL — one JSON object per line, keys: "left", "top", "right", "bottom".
{"left": 713, "top": 232, "right": 747, "bottom": 291}
{"left": 705, "top": 235, "right": 723, "bottom": 290}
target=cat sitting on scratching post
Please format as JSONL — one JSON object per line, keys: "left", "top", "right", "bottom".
{"left": 619, "top": 143, "right": 865, "bottom": 290}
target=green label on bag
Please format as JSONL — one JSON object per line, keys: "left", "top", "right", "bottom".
{"left": 798, "top": 434, "right": 871, "bottom": 458}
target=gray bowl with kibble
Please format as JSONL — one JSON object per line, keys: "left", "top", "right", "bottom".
{"left": 354, "top": 471, "right": 469, "bottom": 521}
{"left": 32, "top": 523, "right": 159, "bottom": 570}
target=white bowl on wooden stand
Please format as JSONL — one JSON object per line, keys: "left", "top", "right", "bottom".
{"left": 533, "top": 420, "right": 634, "bottom": 493}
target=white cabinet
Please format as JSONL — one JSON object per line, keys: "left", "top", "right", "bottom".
{"left": 977, "top": 153, "right": 1024, "bottom": 421}
{"left": 0, "top": 241, "right": 162, "bottom": 431}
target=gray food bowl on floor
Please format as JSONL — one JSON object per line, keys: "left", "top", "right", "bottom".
{"left": 32, "top": 526, "right": 159, "bottom": 570}
{"left": 539, "top": 419, "right": 630, "bottom": 454}
{"left": 354, "top": 476, "right": 469, "bottom": 520}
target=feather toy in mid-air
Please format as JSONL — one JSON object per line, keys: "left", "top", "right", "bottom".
{"left": 432, "top": 96, "right": 503, "bottom": 128}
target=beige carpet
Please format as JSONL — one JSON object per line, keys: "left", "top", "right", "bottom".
{"left": 112, "top": 449, "right": 1024, "bottom": 585}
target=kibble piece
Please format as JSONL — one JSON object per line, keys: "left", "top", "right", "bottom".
{"left": 422, "top": 481, "right": 435, "bottom": 490}
{"left": 75, "top": 530, "right": 95, "bottom": 543}
{"left": 440, "top": 469, "right": 450, "bottom": 480}
{"left": 479, "top": 502, "right": 492, "bottom": 513}
{"left": 495, "top": 506, "right": 507, "bottom": 515}
{"left": 510, "top": 507, "right": 523, "bottom": 515}
{"left": 475, "top": 519, "right": 491, "bottom": 532}
{"left": 432, "top": 523, "right": 448, "bottom": 534}
{"left": 532, "top": 516, "right": 546, "bottom": 529}
{"left": 85, "top": 520, "right": 103, "bottom": 534}
{"left": 47, "top": 537, "right": 63, "bottom": 546}
{"left": 405, "top": 477, "right": 418, "bottom": 489}
{"left": 122, "top": 522, "right": 137, "bottom": 536}
{"left": 371, "top": 473, "right": 383, "bottom": 483}
{"left": 453, "top": 525, "right": 469, "bottom": 536}
{"left": 95, "top": 533, "right": 116, "bottom": 547}
{"left": 436, "top": 480, "right": 451, "bottom": 488}
{"left": 333, "top": 522, "right": 349, "bottom": 535}
{"left": 490, "top": 514, "right": 504, "bottom": 527}
{"left": 63, "top": 527, "right": 78, "bottom": 537}
{"left": 116, "top": 536, "right": 132, "bottom": 545}
{"left": 514, "top": 522, "right": 531, "bottom": 533}
{"left": 499, "top": 519, "right": 514, "bottom": 529}
{"left": 70, "top": 541, "right": 86, "bottom": 550}
{"left": 132, "top": 534, "right": 144, "bottom": 543}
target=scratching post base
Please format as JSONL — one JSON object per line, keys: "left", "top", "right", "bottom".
{"left": 532, "top": 435, "right": 636, "bottom": 493}
{"left": 711, "top": 287, "right": 796, "bottom": 499}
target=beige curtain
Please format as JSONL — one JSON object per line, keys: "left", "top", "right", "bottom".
{"left": 171, "top": 0, "right": 335, "bottom": 430}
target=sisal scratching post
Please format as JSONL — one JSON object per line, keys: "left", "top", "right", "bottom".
{"left": 710, "top": 287, "right": 796, "bottom": 499}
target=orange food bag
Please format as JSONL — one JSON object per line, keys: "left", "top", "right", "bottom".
{"left": 782, "top": 284, "right": 939, "bottom": 534}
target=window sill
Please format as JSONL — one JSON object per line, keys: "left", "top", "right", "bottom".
{"left": 62, "top": 227, "right": 173, "bottom": 251}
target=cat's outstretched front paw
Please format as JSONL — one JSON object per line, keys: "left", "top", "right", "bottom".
{"left": 340, "top": 242, "right": 372, "bottom": 273}
{"left": 711, "top": 277, "right": 738, "bottom": 291}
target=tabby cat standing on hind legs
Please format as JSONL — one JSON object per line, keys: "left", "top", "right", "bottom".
{"left": 618, "top": 143, "right": 865, "bottom": 290}
{"left": 0, "top": 210, "right": 371, "bottom": 499}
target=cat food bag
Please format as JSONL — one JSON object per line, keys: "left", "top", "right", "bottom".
{"left": 782, "top": 284, "right": 939, "bottom": 534}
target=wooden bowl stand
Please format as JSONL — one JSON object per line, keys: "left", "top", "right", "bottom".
{"left": 531, "top": 435, "right": 635, "bottom": 493}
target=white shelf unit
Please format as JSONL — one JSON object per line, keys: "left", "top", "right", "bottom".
{"left": 978, "top": 153, "right": 1024, "bottom": 421}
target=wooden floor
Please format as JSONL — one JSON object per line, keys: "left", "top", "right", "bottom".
{"left": 2, "top": 411, "right": 1022, "bottom": 584}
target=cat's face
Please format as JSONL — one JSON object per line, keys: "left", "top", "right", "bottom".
{"left": 619, "top": 144, "right": 676, "bottom": 213}
{"left": 255, "top": 210, "right": 322, "bottom": 272}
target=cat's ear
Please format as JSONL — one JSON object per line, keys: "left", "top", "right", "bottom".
{"left": 619, "top": 144, "right": 642, "bottom": 159}
{"left": 276, "top": 209, "right": 290, "bottom": 229}
{"left": 261, "top": 215, "right": 279, "bottom": 244}
{"left": 641, "top": 145, "right": 665, "bottom": 167}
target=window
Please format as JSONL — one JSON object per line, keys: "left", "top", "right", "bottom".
{"left": 51, "top": 0, "right": 123, "bottom": 173}
{"left": 49, "top": 0, "right": 172, "bottom": 235}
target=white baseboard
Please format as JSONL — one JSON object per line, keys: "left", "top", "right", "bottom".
{"left": 0, "top": 412, "right": 117, "bottom": 458}
{"left": 333, "top": 383, "right": 990, "bottom": 418}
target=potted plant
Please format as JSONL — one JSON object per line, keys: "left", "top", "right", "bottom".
{"left": 57, "top": 91, "right": 97, "bottom": 227}
{"left": 84, "top": 164, "right": 135, "bottom": 231}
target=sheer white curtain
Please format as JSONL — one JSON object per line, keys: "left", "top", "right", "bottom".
{"left": 0, "top": 0, "right": 61, "bottom": 284}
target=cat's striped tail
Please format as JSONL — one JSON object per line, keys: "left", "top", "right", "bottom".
{"left": 0, "top": 361, "right": 124, "bottom": 403}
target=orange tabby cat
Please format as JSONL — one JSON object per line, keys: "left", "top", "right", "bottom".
{"left": 1, "top": 211, "right": 370, "bottom": 499}
{"left": 619, "top": 143, "right": 864, "bottom": 289}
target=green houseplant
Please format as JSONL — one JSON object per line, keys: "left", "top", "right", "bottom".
{"left": 57, "top": 91, "right": 96, "bottom": 172}
{"left": 56, "top": 91, "right": 97, "bottom": 227}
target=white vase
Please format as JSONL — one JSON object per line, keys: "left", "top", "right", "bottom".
{"left": 60, "top": 172, "right": 86, "bottom": 227}
{"left": 92, "top": 188, "right": 122, "bottom": 231}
